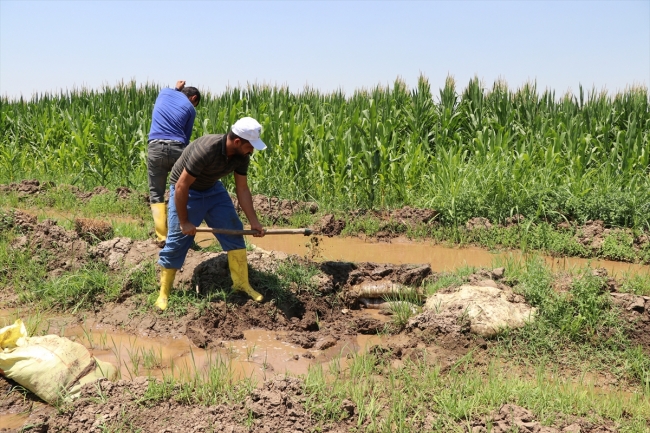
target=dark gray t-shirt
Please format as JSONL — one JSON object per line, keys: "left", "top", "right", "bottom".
{"left": 169, "top": 134, "right": 250, "bottom": 191}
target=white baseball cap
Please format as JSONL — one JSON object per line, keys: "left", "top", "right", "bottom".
{"left": 231, "top": 117, "right": 267, "bottom": 150}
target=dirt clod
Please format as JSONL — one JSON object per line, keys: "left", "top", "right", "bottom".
{"left": 466, "top": 217, "right": 493, "bottom": 231}
{"left": 74, "top": 218, "right": 114, "bottom": 243}
{"left": 576, "top": 220, "right": 609, "bottom": 250}
{"left": 318, "top": 214, "right": 346, "bottom": 236}
{"left": 390, "top": 206, "right": 438, "bottom": 225}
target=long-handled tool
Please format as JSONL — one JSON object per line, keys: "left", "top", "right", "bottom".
{"left": 195, "top": 227, "right": 313, "bottom": 236}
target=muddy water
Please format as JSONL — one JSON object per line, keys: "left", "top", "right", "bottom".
{"left": 0, "top": 413, "right": 29, "bottom": 430}
{"left": 64, "top": 326, "right": 381, "bottom": 382}
{"left": 227, "top": 234, "right": 650, "bottom": 277}
{"left": 0, "top": 311, "right": 385, "bottom": 385}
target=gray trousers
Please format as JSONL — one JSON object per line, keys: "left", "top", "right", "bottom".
{"left": 147, "top": 140, "right": 185, "bottom": 204}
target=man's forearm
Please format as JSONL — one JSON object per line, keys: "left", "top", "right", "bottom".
{"left": 175, "top": 184, "right": 190, "bottom": 224}
{"left": 236, "top": 185, "right": 260, "bottom": 226}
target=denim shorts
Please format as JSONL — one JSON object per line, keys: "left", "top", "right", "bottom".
{"left": 158, "top": 182, "right": 245, "bottom": 269}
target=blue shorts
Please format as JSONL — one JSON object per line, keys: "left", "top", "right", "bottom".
{"left": 158, "top": 181, "right": 245, "bottom": 269}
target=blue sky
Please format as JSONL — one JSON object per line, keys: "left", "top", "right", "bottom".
{"left": 1, "top": 0, "right": 648, "bottom": 99}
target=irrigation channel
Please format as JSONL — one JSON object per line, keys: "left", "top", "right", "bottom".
{"left": 214, "top": 233, "right": 650, "bottom": 277}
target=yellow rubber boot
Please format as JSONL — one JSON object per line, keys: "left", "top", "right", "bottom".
{"left": 151, "top": 203, "right": 168, "bottom": 242}
{"left": 154, "top": 268, "right": 177, "bottom": 311}
{"left": 228, "top": 249, "right": 263, "bottom": 302}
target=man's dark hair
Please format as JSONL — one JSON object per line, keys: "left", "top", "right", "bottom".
{"left": 228, "top": 129, "right": 250, "bottom": 144}
{"left": 228, "top": 131, "right": 250, "bottom": 144}
{"left": 181, "top": 86, "right": 201, "bottom": 104}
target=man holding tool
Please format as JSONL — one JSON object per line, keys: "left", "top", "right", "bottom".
{"left": 154, "top": 117, "right": 267, "bottom": 311}
{"left": 147, "top": 80, "right": 201, "bottom": 243}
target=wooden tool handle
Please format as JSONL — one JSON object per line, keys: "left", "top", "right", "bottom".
{"left": 195, "top": 227, "right": 313, "bottom": 236}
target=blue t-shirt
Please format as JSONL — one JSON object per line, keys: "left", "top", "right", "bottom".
{"left": 148, "top": 88, "right": 196, "bottom": 145}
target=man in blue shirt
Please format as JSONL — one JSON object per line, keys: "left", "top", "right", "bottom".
{"left": 147, "top": 80, "right": 201, "bottom": 243}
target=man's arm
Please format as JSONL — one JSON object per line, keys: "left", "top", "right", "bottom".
{"left": 175, "top": 169, "right": 197, "bottom": 236}
{"left": 234, "top": 173, "right": 265, "bottom": 237}
{"left": 183, "top": 110, "right": 196, "bottom": 145}
{"left": 175, "top": 80, "right": 186, "bottom": 91}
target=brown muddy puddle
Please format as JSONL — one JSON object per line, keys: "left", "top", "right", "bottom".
{"left": 0, "top": 310, "right": 384, "bottom": 384}
{"left": 207, "top": 233, "right": 650, "bottom": 277}
{"left": 0, "top": 413, "right": 29, "bottom": 431}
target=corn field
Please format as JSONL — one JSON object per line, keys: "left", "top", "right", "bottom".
{"left": 1, "top": 77, "right": 648, "bottom": 228}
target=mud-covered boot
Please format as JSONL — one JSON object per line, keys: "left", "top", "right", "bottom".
{"left": 154, "top": 268, "right": 177, "bottom": 311}
{"left": 228, "top": 249, "right": 263, "bottom": 302}
{"left": 151, "top": 202, "right": 168, "bottom": 242}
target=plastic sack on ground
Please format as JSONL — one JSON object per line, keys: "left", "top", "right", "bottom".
{"left": 0, "top": 319, "right": 118, "bottom": 404}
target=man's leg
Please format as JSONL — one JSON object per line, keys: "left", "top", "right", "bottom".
{"left": 204, "top": 182, "right": 263, "bottom": 302}
{"left": 155, "top": 185, "right": 207, "bottom": 310}
{"left": 147, "top": 141, "right": 169, "bottom": 241}
{"left": 147, "top": 141, "right": 184, "bottom": 242}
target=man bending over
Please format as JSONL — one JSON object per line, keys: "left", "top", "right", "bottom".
{"left": 147, "top": 80, "right": 201, "bottom": 242}
{"left": 154, "top": 117, "right": 267, "bottom": 311}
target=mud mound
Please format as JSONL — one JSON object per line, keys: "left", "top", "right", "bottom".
{"left": 245, "top": 376, "right": 333, "bottom": 431}
{"left": 74, "top": 218, "right": 114, "bottom": 243}
{"left": 389, "top": 206, "right": 438, "bottom": 225}
{"left": 174, "top": 248, "right": 291, "bottom": 296}
{"left": 318, "top": 214, "right": 346, "bottom": 236}
{"left": 575, "top": 220, "right": 609, "bottom": 250}
{"left": 504, "top": 214, "right": 525, "bottom": 227}
{"left": 466, "top": 217, "right": 493, "bottom": 231}
{"left": 232, "top": 194, "right": 318, "bottom": 223}
{"left": 406, "top": 309, "right": 471, "bottom": 349}
{"left": 115, "top": 186, "right": 132, "bottom": 199}
{"left": 470, "top": 403, "right": 617, "bottom": 433}
{"left": 423, "top": 284, "right": 536, "bottom": 337}
{"left": 610, "top": 292, "right": 650, "bottom": 354}
{"left": 91, "top": 237, "right": 159, "bottom": 270}
{"left": 634, "top": 233, "right": 649, "bottom": 249}
{"left": 320, "top": 261, "right": 432, "bottom": 290}
{"left": 0, "top": 209, "right": 37, "bottom": 232}
{"left": 179, "top": 252, "right": 230, "bottom": 295}
{"left": 0, "top": 179, "right": 53, "bottom": 195}
{"left": 186, "top": 289, "right": 340, "bottom": 346}
{"left": 0, "top": 179, "right": 146, "bottom": 202}
{"left": 183, "top": 253, "right": 436, "bottom": 348}
{"left": 6, "top": 216, "right": 159, "bottom": 280}
{"left": 10, "top": 219, "right": 90, "bottom": 273}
